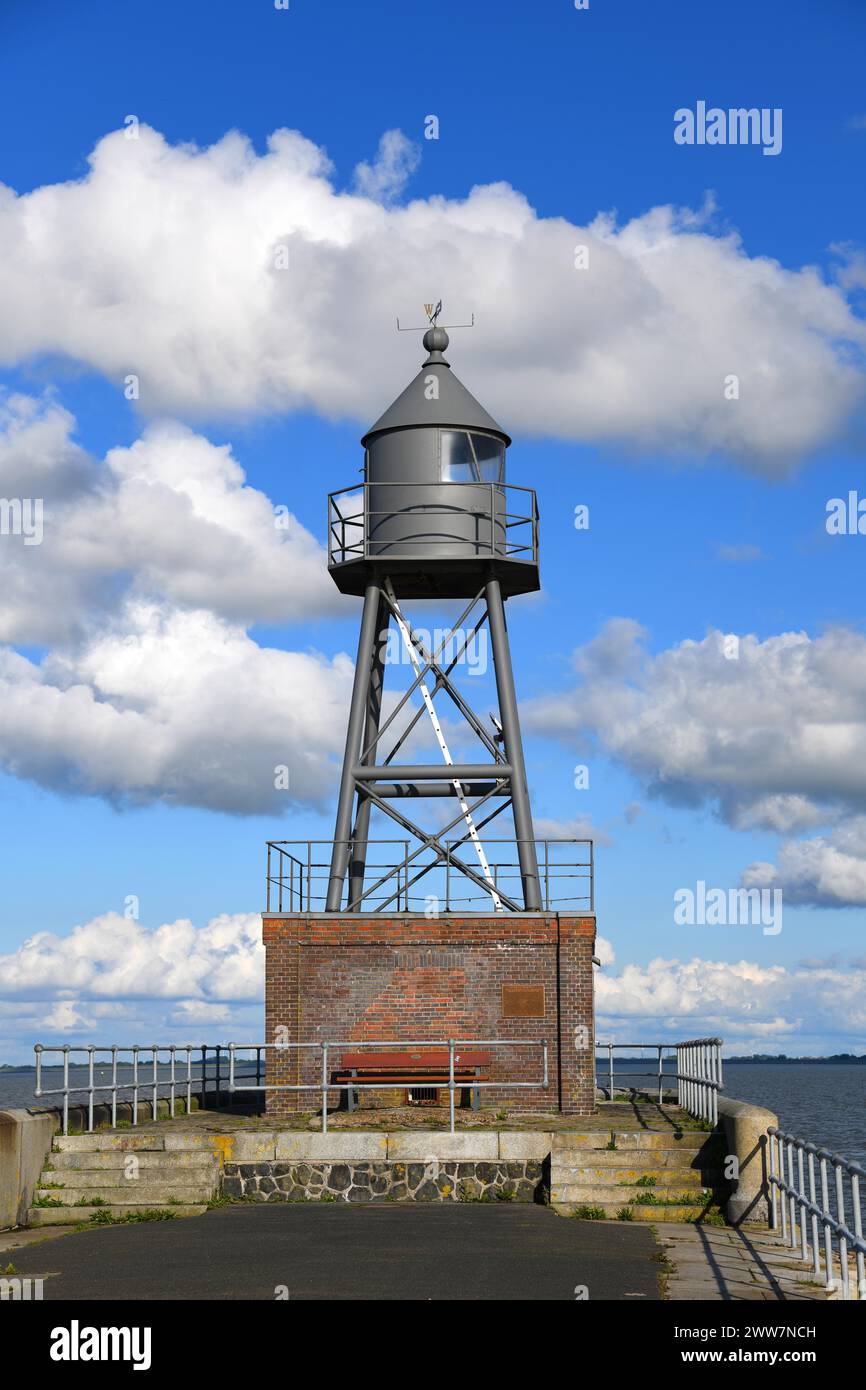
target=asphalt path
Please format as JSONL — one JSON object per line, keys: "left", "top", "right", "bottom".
{"left": 10, "top": 1205, "right": 662, "bottom": 1301}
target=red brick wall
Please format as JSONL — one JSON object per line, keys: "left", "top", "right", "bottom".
{"left": 262, "top": 913, "right": 596, "bottom": 1117}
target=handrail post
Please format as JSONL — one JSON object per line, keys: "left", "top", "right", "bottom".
{"left": 786, "top": 1139, "right": 796, "bottom": 1247}
{"left": 780, "top": 1137, "right": 789, "bottom": 1244}
{"left": 449, "top": 1039, "right": 455, "bottom": 1135}
{"left": 111, "top": 1046, "right": 118, "bottom": 1129}
{"left": 769, "top": 1132, "right": 779, "bottom": 1230}
{"left": 820, "top": 1155, "right": 834, "bottom": 1291}
{"left": 807, "top": 1149, "right": 821, "bottom": 1280}
{"left": 87, "top": 1046, "right": 95, "bottom": 1133}
{"left": 152, "top": 1046, "right": 159, "bottom": 1123}
{"left": 657, "top": 1045, "right": 663, "bottom": 1105}
{"left": 835, "top": 1162, "right": 850, "bottom": 1300}
{"left": 797, "top": 1145, "right": 808, "bottom": 1262}
{"left": 63, "top": 1046, "right": 70, "bottom": 1136}
{"left": 851, "top": 1170, "right": 865, "bottom": 1299}
{"left": 608, "top": 1042, "right": 613, "bottom": 1102}
{"left": 322, "top": 1042, "right": 329, "bottom": 1135}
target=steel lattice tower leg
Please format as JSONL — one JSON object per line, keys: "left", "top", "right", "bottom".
{"left": 326, "top": 583, "right": 382, "bottom": 911}
{"left": 485, "top": 578, "right": 541, "bottom": 911}
{"left": 347, "top": 593, "right": 389, "bottom": 909}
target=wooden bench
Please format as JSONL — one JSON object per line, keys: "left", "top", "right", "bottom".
{"left": 335, "top": 1049, "right": 491, "bottom": 1112}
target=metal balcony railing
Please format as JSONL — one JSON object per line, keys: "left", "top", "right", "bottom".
{"left": 327, "top": 481, "right": 538, "bottom": 568}
{"left": 265, "top": 837, "right": 593, "bottom": 914}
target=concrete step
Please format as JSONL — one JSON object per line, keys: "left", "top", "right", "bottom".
{"left": 551, "top": 1145, "right": 708, "bottom": 1168}
{"left": 553, "top": 1200, "right": 716, "bottom": 1222}
{"left": 552, "top": 1131, "right": 709, "bottom": 1153}
{"left": 54, "top": 1134, "right": 167, "bottom": 1152}
{"left": 28, "top": 1205, "right": 207, "bottom": 1225}
{"left": 48, "top": 1151, "right": 216, "bottom": 1172}
{"left": 36, "top": 1184, "right": 214, "bottom": 1206}
{"left": 551, "top": 1166, "right": 708, "bottom": 1188}
{"left": 551, "top": 1183, "right": 713, "bottom": 1205}
{"left": 40, "top": 1166, "right": 218, "bottom": 1189}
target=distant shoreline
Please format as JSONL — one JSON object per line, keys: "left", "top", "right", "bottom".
{"left": 3, "top": 1055, "right": 866, "bottom": 1072}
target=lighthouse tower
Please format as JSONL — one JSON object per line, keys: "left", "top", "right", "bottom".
{"left": 325, "top": 322, "right": 541, "bottom": 916}
{"left": 263, "top": 317, "right": 597, "bottom": 1117}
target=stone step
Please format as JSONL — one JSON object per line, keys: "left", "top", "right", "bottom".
{"left": 552, "top": 1132, "right": 709, "bottom": 1153}
{"left": 553, "top": 1128, "right": 708, "bottom": 1150}
{"left": 54, "top": 1134, "right": 167, "bottom": 1152}
{"left": 36, "top": 1184, "right": 214, "bottom": 1206}
{"left": 27, "top": 1205, "right": 207, "bottom": 1225}
{"left": 551, "top": 1183, "right": 713, "bottom": 1205}
{"left": 48, "top": 1151, "right": 216, "bottom": 1172}
{"left": 553, "top": 1201, "right": 714, "bottom": 1222}
{"left": 551, "top": 1147, "right": 708, "bottom": 1168}
{"left": 551, "top": 1166, "right": 708, "bottom": 1188}
{"left": 40, "top": 1166, "right": 218, "bottom": 1189}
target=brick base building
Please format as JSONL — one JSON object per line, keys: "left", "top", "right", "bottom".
{"left": 262, "top": 912, "right": 597, "bottom": 1117}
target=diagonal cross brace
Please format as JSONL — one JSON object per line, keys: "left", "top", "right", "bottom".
{"left": 383, "top": 580, "right": 503, "bottom": 912}
{"left": 353, "top": 780, "right": 518, "bottom": 913}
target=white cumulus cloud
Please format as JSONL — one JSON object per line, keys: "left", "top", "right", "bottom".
{"left": 0, "top": 124, "right": 862, "bottom": 466}
{"left": 526, "top": 621, "right": 866, "bottom": 906}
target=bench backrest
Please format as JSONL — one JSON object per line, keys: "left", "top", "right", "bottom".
{"left": 340, "top": 1049, "right": 490, "bottom": 1070}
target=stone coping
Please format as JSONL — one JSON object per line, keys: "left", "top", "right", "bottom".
{"left": 56, "top": 1122, "right": 714, "bottom": 1163}
{"left": 58, "top": 1130, "right": 554, "bottom": 1162}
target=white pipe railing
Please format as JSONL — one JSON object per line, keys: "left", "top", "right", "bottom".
{"left": 768, "top": 1127, "right": 866, "bottom": 1302}
{"left": 675, "top": 1038, "right": 723, "bottom": 1126}
{"left": 594, "top": 1038, "right": 723, "bottom": 1125}
{"left": 229, "top": 1038, "right": 548, "bottom": 1135}
{"left": 33, "top": 1043, "right": 262, "bottom": 1135}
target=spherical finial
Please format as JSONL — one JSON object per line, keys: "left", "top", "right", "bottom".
{"left": 422, "top": 326, "right": 449, "bottom": 355}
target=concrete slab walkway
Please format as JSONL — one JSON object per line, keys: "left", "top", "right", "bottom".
{"left": 657, "top": 1222, "right": 833, "bottom": 1301}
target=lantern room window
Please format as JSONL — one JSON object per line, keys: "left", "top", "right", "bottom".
{"left": 439, "top": 430, "right": 504, "bottom": 483}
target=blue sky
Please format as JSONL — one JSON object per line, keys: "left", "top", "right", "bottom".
{"left": 0, "top": 0, "right": 865, "bottom": 1059}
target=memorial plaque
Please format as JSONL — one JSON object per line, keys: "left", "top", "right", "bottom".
{"left": 501, "top": 984, "right": 545, "bottom": 1018}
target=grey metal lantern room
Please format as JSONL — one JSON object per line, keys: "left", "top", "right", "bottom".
{"left": 325, "top": 323, "right": 542, "bottom": 914}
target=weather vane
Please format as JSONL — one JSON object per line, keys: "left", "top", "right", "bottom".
{"left": 395, "top": 302, "right": 475, "bottom": 332}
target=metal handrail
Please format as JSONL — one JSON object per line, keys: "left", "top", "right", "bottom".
{"left": 265, "top": 837, "right": 593, "bottom": 913}
{"left": 327, "top": 481, "right": 539, "bottom": 568}
{"left": 594, "top": 1039, "right": 723, "bottom": 1125}
{"left": 33, "top": 1043, "right": 262, "bottom": 1136}
{"left": 768, "top": 1127, "right": 866, "bottom": 1301}
{"left": 229, "top": 1037, "right": 548, "bottom": 1135}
